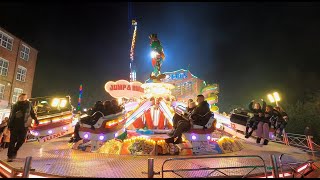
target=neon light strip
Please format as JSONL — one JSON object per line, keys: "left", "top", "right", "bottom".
{"left": 37, "top": 111, "right": 72, "bottom": 120}
{"left": 297, "top": 164, "right": 309, "bottom": 173}
{"left": 259, "top": 172, "right": 292, "bottom": 178}
{"left": 20, "top": 173, "right": 50, "bottom": 178}
{"left": 52, "top": 116, "right": 72, "bottom": 122}
{"left": 0, "top": 162, "right": 12, "bottom": 173}
{"left": 130, "top": 25, "right": 137, "bottom": 61}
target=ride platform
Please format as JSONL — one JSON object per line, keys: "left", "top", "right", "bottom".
{"left": 0, "top": 133, "right": 317, "bottom": 178}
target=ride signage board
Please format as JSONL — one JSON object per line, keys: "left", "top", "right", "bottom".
{"left": 105, "top": 80, "right": 144, "bottom": 98}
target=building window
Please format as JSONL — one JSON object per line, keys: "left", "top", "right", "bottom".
{"left": 0, "top": 84, "right": 4, "bottom": 99}
{"left": 0, "top": 58, "right": 9, "bottom": 76}
{"left": 12, "top": 88, "right": 23, "bottom": 103}
{"left": 16, "top": 66, "right": 27, "bottom": 82}
{"left": 20, "top": 44, "right": 30, "bottom": 61}
{"left": 0, "top": 31, "right": 13, "bottom": 50}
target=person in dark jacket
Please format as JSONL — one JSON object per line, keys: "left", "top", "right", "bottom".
{"left": 245, "top": 99, "right": 266, "bottom": 138}
{"left": 111, "top": 99, "right": 122, "bottom": 114}
{"left": 86, "top": 101, "right": 102, "bottom": 116}
{"left": 165, "top": 101, "right": 197, "bottom": 144}
{"left": 165, "top": 95, "right": 211, "bottom": 144}
{"left": 69, "top": 101, "right": 105, "bottom": 143}
{"left": 7, "top": 93, "right": 39, "bottom": 162}
{"left": 273, "top": 106, "right": 288, "bottom": 137}
{"left": 190, "top": 95, "right": 211, "bottom": 127}
{"left": 171, "top": 99, "right": 194, "bottom": 129}
{"left": 103, "top": 100, "right": 113, "bottom": 116}
{"left": 168, "top": 99, "right": 195, "bottom": 137}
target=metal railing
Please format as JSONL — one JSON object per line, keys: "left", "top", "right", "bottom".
{"left": 0, "top": 156, "right": 68, "bottom": 178}
{"left": 142, "top": 158, "right": 160, "bottom": 178}
{"left": 270, "top": 154, "right": 280, "bottom": 178}
{"left": 278, "top": 153, "right": 320, "bottom": 178}
{"left": 284, "top": 133, "right": 310, "bottom": 149}
{"left": 160, "top": 155, "right": 267, "bottom": 178}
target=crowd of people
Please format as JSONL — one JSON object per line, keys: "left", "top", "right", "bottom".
{"left": 69, "top": 99, "right": 123, "bottom": 143}
{"left": 165, "top": 94, "right": 213, "bottom": 144}
{"left": 245, "top": 99, "right": 289, "bottom": 145}
{"left": 0, "top": 92, "right": 290, "bottom": 162}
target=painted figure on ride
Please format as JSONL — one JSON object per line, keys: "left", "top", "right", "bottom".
{"left": 149, "top": 34, "right": 166, "bottom": 81}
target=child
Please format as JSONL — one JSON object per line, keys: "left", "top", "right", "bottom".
{"left": 0, "top": 117, "right": 9, "bottom": 150}
{"left": 1, "top": 125, "right": 10, "bottom": 149}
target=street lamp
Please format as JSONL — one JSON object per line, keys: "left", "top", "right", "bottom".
{"left": 267, "top": 92, "right": 281, "bottom": 106}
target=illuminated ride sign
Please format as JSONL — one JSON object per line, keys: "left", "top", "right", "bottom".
{"left": 105, "top": 80, "right": 144, "bottom": 98}
{"left": 141, "top": 83, "right": 175, "bottom": 99}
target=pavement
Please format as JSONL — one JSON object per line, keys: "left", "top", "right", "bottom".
{"left": 0, "top": 135, "right": 317, "bottom": 178}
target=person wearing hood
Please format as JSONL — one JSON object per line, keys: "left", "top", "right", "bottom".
{"left": 245, "top": 99, "right": 266, "bottom": 138}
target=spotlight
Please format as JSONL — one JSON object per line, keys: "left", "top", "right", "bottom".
{"left": 191, "top": 135, "right": 196, "bottom": 140}
{"left": 150, "top": 51, "right": 158, "bottom": 58}
{"left": 99, "top": 135, "right": 104, "bottom": 141}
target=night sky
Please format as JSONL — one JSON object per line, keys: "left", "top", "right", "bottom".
{"left": 0, "top": 2, "right": 320, "bottom": 112}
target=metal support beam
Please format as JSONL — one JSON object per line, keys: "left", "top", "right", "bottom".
{"left": 148, "top": 158, "right": 154, "bottom": 178}
{"left": 22, "top": 156, "right": 32, "bottom": 178}
{"left": 270, "top": 154, "right": 279, "bottom": 178}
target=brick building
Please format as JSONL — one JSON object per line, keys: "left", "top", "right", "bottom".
{"left": 0, "top": 27, "right": 38, "bottom": 108}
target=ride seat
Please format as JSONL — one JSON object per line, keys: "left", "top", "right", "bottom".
{"left": 80, "top": 111, "right": 124, "bottom": 129}
{"left": 183, "top": 113, "right": 216, "bottom": 139}
{"left": 191, "top": 112, "right": 216, "bottom": 130}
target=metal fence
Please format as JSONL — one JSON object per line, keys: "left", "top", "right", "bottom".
{"left": 283, "top": 133, "right": 310, "bottom": 149}
{"left": 0, "top": 156, "right": 65, "bottom": 178}
{"left": 269, "top": 131, "right": 319, "bottom": 155}
{"left": 160, "top": 155, "right": 267, "bottom": 178}
{"left": 278, "top": 153, "right": 320, "bottom": 178}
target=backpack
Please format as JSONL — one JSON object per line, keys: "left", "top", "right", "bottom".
{"left": 24, "top": 102, "right": 33, "bottom": 128}
{"left": 14, "top": 102, "right": 34, "bottom": 127}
